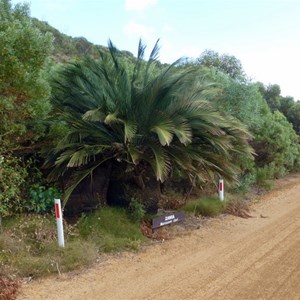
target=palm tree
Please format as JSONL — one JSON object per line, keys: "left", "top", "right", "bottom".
{"left": 46, "top": 40, "right": 253, "bottom": 212}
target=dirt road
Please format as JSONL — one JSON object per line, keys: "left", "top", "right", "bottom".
{"left": 18, "top": 176, "right": 300, "bottom": 300}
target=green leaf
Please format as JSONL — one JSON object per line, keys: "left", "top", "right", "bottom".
{"left": 124, "top": 120, "right": 137, "bottom": 142}
{"left": 82, "top": 108, "right": 105, "bottom": 122}
{"left": 151, "top": 126, "right": 173, "bottom": 146}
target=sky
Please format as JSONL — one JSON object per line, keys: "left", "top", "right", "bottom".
{"left": 12, "top": 0, "right": 300, "bottom": 100}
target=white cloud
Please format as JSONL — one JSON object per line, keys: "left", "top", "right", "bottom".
{"left": 125, "top": 0, "right": 158, "bottom": 12}
{"left": 123, "top": 21, "right": 155, "bottom": 39}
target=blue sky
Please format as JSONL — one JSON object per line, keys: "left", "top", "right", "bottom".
{"left": 13, "top": 0, "right": 300, "bottom": 100}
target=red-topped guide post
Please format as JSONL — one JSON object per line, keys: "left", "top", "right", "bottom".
{"left": 54, "top": 199, "right": 65, "bottom": 247}
{"left": 219, "top": 179, "right": 224, "bottom": 201}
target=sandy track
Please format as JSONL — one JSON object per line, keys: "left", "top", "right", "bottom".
{"left": 18, "top": 176, "right": 300, "bottom": 300}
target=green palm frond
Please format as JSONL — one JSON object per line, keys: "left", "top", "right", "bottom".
{"left": 123, "top": 120, "right": 137, "bottom": 142}
{"left": 104, "top": 112, "right": 121, "bottom": 125}
{"left": 82, "top": 108, "right": 105, "bottom": 122}
{"left": 47, "top": 39, "right": 254, "bottom": 204}
{"left": 151, "top": 126, "right": 173, "bottom": 146}
{"left": 146, "top": 142, "right": 171, "bottom": 181}
{"left": 127, "top": 144, "right": 142, "bottom": 164}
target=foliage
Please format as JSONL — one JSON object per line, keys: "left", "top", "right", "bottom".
{"left": 77, "top": 207, "right": 145, "bottom": 252}
{"left": 0, "top": 0, "right": 56, "bottom": 217}
{"left": 24, "top": 185, "right": 60, "bottom": 214}
{"left": 204, "top": 73, "right": 270, "bottom": 190}
{"left": 287, "top": 102, "right": 300, "bottom": 135}
{"left": 0, "top": 154, "right": 27, "bottom": 216}
{"left": 234, "top": 172, "right": 256, "bottom": 194}
{"left": 257, "top": 83, "right": 281, "bottom": 112}
{"left": 253, "top": 111, "right": 300, "bottom": 177}
{"left": 128, "top": 198, "right": 145, "bottom": 223}
{"left": 0, "top": 0, "right": 53, "bottom": 150}
{"left": 254, "top": 166, "right": 273, "bottom": 191}
{"left": 46, "top": 40, "right": 253, "bottom": 208}
{"left": 257, "top": 82, "right": 300, "bottom": 135}
{"left": 197, "top": 49, "right": 245, "bottom": 80}
{"left": 280, "top": 96, "right": 295, "bottom": 116}
{"left": 211, "top": 76, "right": 269, "bottom": 130}
{"left": 208, "top": 73, "right": 300, "bottom": 187}
{"left": 32, "top": 17, "right": 100, "bottom": 61}
{"left": 182, "top": 197, "right": 225, "bottom": 217}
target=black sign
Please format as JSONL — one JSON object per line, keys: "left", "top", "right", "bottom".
{"left": 152, "top": 211, "right": 185, "bottom": 229}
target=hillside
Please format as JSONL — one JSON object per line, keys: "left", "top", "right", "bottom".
{"left": 31, "top": 18, "right": 134, "bottom": 62}
{"left": 32, "top": 18, "right": 155, "bottom": 66}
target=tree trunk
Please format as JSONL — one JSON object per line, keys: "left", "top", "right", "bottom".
{"left": 64, "top": 164, "right": 112, "bottom": 216}
{"left": 106, "top": 163, "right": 161, "bottom": 214}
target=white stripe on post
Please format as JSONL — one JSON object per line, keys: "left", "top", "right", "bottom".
{"left": 219, "top": 179, "right": 224, "bottom": 201}
{"left": 54, "top": 199, "right": 65, "bottom": 247}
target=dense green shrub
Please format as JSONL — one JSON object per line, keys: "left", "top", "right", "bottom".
{"left": 253, "top": 111, "right": 300, "bottom": 176}
{"left": 25, "top": 185, "right": 61, "bottom": 214}
{"left": 254, "top": 166, "right": 274, "bottom": 191}
{"left": 0, "top": 154, "right": 27, "bottom": 217}
{"left": 128, "top": 198, "right": 145, "bottom": 223}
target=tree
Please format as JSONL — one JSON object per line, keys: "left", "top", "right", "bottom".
{"left": 252, "top": 111, "right": 300, "bottom": 177}
{"left": 287, "top": 102, "right": 300, "bottom": 135}
{"left": 258, "top": 83, "right": 281, "bottom": 112}
{"left": 0, "top": 0, "right": 53, "bottom": 217}
{"left": 197, "top": 50, "right": 245, "bottom": 80}
{"left": 209, "top": 74, "right": 269, "bottom": 130}
{"left": 46, "top": 40, "right": 253, "bottom": 212}
{"left": 280, "top": 96, "right": 295, "bottom": 116}
{"left": 0, "top": 0, "right": 53, "bottom": 150}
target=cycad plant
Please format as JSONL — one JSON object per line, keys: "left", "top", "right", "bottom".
{"left": 46, "top": 40, "right": 253, "bottom": 212}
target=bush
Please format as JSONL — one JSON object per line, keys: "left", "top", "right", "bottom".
{"left": 255, "top": 167, "right": 274, "bottom": 192}
{"left": 0, "top": 154, "right": 27, "bottom": 217}
{"left": 128, "top": 198, "right": 145, "bottom": 223}
{"left": 25, "top": 185, "right": 61, "bottom": 214}
{"left": 235, "top": 172, "right": 256, "bottom": 194}
{"left": 183, "top": 197, "right": 225, "bottom": 217}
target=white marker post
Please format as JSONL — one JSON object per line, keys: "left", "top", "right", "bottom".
{"left": 54, "top": 199, "right": 65, "bottom": 247}
{"left": 219, "top": 179, "right": 224, "bottom": 201}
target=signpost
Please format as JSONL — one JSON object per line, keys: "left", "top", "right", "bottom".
{"left": 54, "top": 199, "right": 65, "bottom": 248}
{"left": 219, "top": 179, "right": 224, "bottom": 201}
{"left": 152, "top": 211, "right": 185, "bottom": 229}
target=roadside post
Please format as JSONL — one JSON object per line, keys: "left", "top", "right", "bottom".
{"left": 219, "top": 179, "right": 224, "bottom": 201}
{"left": 54, "top": 199, "right": 65, "bottom": 247}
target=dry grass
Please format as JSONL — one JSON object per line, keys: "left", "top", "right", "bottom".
{"left": 225, "top": 198, "right": 252, "bottom": 218}
{"left": 0, "top": 277, "right": 20, "bottom": 300}
{"left": 1, "top": 209, "right": 145, "bottom": 279}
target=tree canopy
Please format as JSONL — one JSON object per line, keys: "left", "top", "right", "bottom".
{"left": 197, "top": 49, "right": 245, "bottom": 81}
